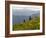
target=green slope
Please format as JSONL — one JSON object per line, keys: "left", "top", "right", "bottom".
{"left": 13, "top": 16, "right": 40, "bottom": 31}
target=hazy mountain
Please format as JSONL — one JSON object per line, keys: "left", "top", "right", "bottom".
{"left": 12, "top": 13, "right": 40, "bottom": 24}
{"left": 31, "top": 13, "right": 40, "bottom": 18}
{"left": 12, "top": 15, "right": 29, "bottom": 24}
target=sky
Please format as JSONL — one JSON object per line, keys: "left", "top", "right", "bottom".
{"left": 12, "top": 4, "right": 40, "bottom": 16}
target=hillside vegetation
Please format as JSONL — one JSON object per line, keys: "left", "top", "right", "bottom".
{"left": 13, "top": 16, "right": 40, "bottom": 31}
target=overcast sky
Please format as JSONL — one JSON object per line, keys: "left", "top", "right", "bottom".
{"left": 12, "top": 4, "right": 40, "bottom": 16}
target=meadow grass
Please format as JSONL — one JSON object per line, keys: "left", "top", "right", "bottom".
{"left": 13, "top": 16, "right": 40, "bottom": 31}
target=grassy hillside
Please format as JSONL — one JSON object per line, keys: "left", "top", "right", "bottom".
{"left": 13, "top": 16, "right": 40, "bottom": 31}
